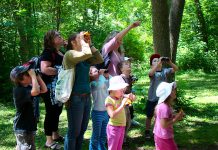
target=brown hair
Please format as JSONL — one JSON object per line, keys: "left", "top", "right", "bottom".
{"left": 11, "top": 72, "right": 29, "bottom": 86}
{"left": 43, "top": 30, "right": 59, "bottom": 51}
{"left": 67, "top": 32, "right": 79, "bottom": 50}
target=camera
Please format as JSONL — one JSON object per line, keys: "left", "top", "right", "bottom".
{"left": 104, "top": 69, "right": 109, "bottom": 73}
{"left": 161, "top": 57, "right": 170, "bottom": 62}
{"left": 131, "top": 75, "right": 138, "bottom": 82}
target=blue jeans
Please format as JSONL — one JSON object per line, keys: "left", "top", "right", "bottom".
{"left": 89, "top": 110, "right": 109, "bottom": 150}
{"left": 64, "top": 94, "right": 91, "bottom": 150}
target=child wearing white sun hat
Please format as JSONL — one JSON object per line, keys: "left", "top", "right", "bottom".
{"left": 153, "top": 82, "right": 184, "bottom": 150}
{"left": 105, "top": 76, "right": 135, "bottom": 150}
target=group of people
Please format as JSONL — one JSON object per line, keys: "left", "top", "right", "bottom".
{"left": 10, "top": 20, "right": 185, "bottom": 150}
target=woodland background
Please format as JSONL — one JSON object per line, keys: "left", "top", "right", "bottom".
{"left": 0, "top": 0, "right": 218, "bottom": 149}
{"left": 0, "top": 0, "right": 217, "bottom": 102}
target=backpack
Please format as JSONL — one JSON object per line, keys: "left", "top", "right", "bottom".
{"left": 96, "top": 51, "right": 112, "bottom": 70}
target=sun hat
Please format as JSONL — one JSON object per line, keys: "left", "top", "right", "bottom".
{"left": 108, "top": 76, "right": 129, "bottom": 91}
{"left": 156, "top": 82, "right": 176, "bottom": 104}
{"left": 150, "top": 53, "right": 160, "bottom": 66}
{"left": 10, "top": 65, "right": 30, "bottom": 81}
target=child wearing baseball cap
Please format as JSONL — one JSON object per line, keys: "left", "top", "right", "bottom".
{"left": 10, "top": 66, "right": 47, "bottom": 150}
{"left": 153, "top": 82, "right": 184, "bottom": 150}
{"left": 145, "top": 53, "right": 178, "bottom": 139}
{"left": 105, "top": 76, "right": 135, "bottom": 150}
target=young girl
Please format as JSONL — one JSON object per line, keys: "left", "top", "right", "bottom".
{"left": 89, "top": 66, "right": 111, "bottom": 150}
{"left": 10, "top": 66, "right": 47, "bottom": 150}
{"left": 153, "top": 82, "right": 184, "bottom": 150}
{"left": 118, "top": 59, "right": 137, "bottom": 142}
{"left": 105, "top": 76, "right": 135, "bottom": 150}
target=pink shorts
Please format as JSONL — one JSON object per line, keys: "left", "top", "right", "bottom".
{"left": 154, "top": 135, "right": 178, "bottom": 150}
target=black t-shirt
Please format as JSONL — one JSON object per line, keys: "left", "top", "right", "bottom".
{"left": 13, "top": 85, "right": 37, "bottom": 132}
{"left": 40, "top": 49, "right": 63, "bottom": 84}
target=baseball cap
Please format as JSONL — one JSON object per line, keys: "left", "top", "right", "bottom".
{"left": 156, "top": 82, "right": 176, "bottom": 104}
{"left": 108, "top": 76, "right": 129, "bottom": 91}
{"left": 150, "top": 53, "right": 160, "bottom": 66}
{"left": 10, "top": 65, "right": 30, "bottom": 81}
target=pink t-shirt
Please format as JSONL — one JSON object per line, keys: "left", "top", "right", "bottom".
{"left": 102, "top": 37, "right": 124, "bottom": 76}
{"left": 153, "top": 103, "right": 174, "bottom": 139}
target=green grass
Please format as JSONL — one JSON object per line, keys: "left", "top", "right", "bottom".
{"left": 0, "top": 69, "right": 218, "bottom": 150}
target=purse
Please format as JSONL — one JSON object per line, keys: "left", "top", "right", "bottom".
{"left": 55, "top": 66, "right": 75, "bottom": 103}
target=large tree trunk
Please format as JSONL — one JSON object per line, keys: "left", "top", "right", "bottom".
{"left": 170, "top": 0, "right": 185, "bottom": 63}
{"left": 151, "top": 0, "right": 170, "bottom": 57}
{"left": 194, "top": 0, "right": 209, "bottom": 52}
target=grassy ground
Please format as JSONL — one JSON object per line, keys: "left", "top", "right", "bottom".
{"left": 0, "top": 70, "right": 218, "bottom": 150}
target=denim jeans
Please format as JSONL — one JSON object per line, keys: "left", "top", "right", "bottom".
{"left": 89, "top": 110, "right": 109, "bottom": 150}
{"left": 64, "top": 94, "right": 91, "bottom": 150}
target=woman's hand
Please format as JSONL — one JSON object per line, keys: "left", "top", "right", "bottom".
{"left": 131, "top": 21, "right": 141, "bottom": 28}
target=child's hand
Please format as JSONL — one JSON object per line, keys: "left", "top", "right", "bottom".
{"left": 126, "top": 93, "right": 136, "bottom": 101}
{"left": 121, "top": 97, "right": 129, "bottom": 107}
{"left": 28, "top": 69, "right": 36, "bottom": 77}
{"left": 174, "top": 111, "right": 185, "bottom": 121}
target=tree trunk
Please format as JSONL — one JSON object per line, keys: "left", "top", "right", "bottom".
{"left": 56, "top": 0, "right": 61, "bottom": 31}
{"left": 194, "top": 0, "right": 209, "bottom": 52}
{"left": 151, "top": 0, "right": 171, "bottom": 57}
{"left": 170, "top": 0, "right": 185, "bottom": 63}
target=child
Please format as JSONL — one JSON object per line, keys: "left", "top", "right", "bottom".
{"left": 118, "top": 59, "right": 137, "bottom": 142}
{"left": 10, "top": 66, "right": 47, "bottom": 150}
{"left": 89, "top": 66, "right": 111, "bottom": 150}
{"left": 145, "top": 53, "right": 178, "bottom": 139}
{"left": 154, "top": 82, "right": 184, "bottom": 150}
{"left": 105, "top": 76, "right": 135, "bottom": 150}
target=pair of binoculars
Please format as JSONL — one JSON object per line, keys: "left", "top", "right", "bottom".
{"left": 161, "top": 57, "right": 170, "bottom": 62}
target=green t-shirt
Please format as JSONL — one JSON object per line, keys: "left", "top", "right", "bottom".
{"left": 105, "top": 96, "right": 126, "bottom": 126}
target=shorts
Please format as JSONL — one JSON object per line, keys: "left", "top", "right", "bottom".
{"left": 15, "top": 132, "right": 36, "bottom": 150}
{"left": 146, "top": 100, "right": 158, "bottom": 118}
{"left": 154, "top": 135, "right": 178, "bottom": 150}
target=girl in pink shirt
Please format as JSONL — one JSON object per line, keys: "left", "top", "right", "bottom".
{"left": 153, "top": 82, "right": 185, "bottom": 150}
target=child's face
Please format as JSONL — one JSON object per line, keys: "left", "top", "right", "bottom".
{"left": 151, "top": 58, "right": 159, "bottom": 66}
{"left": 121, "top": 61, "right": 131, "bottom": 74}
{"left": 170, "top": 88, "right": 177, "bottom": 101}
{"left": 19, "top": 74, "right": 32, "bottom": 86}
{"left": 89, "top": 67, "right": 99, "bottom": 81}
{"left": 111, "top": 88, "right": 125, "bottom": 99}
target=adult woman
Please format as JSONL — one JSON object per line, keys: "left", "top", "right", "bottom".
{"left": 40, "top": 30, "right": 64, "bottom": 149}
{"left": 102, "top": 21, "right": 140, "bottom": 76}
{"left": 63, "top": 32, "right": 103, "bottom": 150}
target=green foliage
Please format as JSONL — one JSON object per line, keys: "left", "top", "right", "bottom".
{"left": 177, "top": 41, "right": 218, "bottom": 73}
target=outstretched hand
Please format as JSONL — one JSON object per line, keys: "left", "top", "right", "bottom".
{"left": 131, "top": 21, "right": 141, "bottom": 28}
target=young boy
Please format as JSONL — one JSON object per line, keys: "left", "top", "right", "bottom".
{"left": 10, "top": 65, "right": 47, "bottom": 150}
{"left": 145, "top": 53, "right": 178, "bottom": 140}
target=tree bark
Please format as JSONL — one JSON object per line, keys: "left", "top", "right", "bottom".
{"left": 194, "top": 0, "right": 209, "bottom": 52}
{"left": 170, "top": 0, "right": 185, "bottom": 63}
{"left": 151, "top": 0, "right": 171, "bottom": 57}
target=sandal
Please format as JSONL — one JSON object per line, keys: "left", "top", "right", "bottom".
{"left": 54, "top": 136, "right": 65, "bottom": 143}
{"left": 44, "top": 142, "right": 62, "bottom": 150}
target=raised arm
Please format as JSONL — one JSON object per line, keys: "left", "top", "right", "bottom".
{"left": 115, "top": 21, "right": 140, "bottom": 43}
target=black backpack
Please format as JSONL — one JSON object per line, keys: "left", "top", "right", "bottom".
{"left": 96, "top": 51, "right": 112, "bottom": 70}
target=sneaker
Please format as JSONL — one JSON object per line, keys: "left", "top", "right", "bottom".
{"left": 145, "top": 130, "right": 151, "bottom": 140}
{"left": 131, "top": 119, "right": 140, "bottom": 126}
